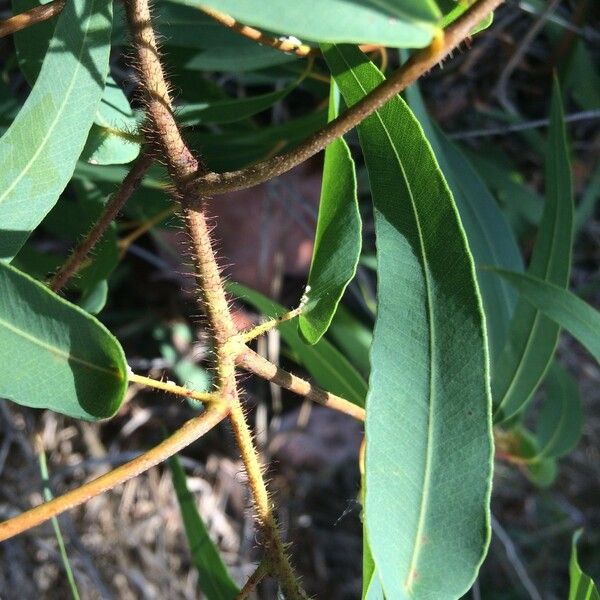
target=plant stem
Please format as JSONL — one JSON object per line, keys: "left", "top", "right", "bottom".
{"left": 0, "top": 406, "right": 229, "bottom": 542}
{"left": 237, "top": 348, "right": 366, "bottom": 421}
{"left": 236, "top": 558, "right": 270, "bottom": 600}
{"left": 194, "top": 0, "right": 505, "bottom": 196}
{"left": 240, "top": 307, "right": 303, "bottom": 343}
{"left": 128, "top": 372, "right": 219, "bottom": 404}
{"left": 0, "top": 0, "right": 64, "bottom": 38}
{"left": 50, "top": 151, "right": 153, "bottom": 293}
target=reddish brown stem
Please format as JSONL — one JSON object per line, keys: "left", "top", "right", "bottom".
{"left": 0, "top": 0, "right": 64, "bottom": 38}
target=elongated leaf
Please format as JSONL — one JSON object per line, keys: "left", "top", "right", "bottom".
{"left": 299, "top": 83, "right": 361, "bottom": 344}
{"left": 38, "top": 444, "right": 81, "bottom": 600}
{"left": 323, "top": 45, "right": 492, "bottom": 599}
{"left": 570, "top": 530, "right": 600, "bottom": 600}
{"left": 0, "top": 0, "right": 112, "bottom": 260}
{"left": 174, "top": 0, "right": 440, "bottom": 48}
{"left": 329, "top": 305, "right": 373, "bottom": 376}
{"left": 405, "top": 80, "right": 523, "bottom": 364}
{"left": 493, "top": 270, "right": 600, "bottom": 364}
{"left": 535, "top": 362, "right": 583, "bottom": 460}
{"left": 0, "top": 262, "right": 127, "bottom": 420}
{"left": 229, "top": 283, "right": 367, "bottom": 407}
{"left": 493, "top": 80, "right": 573, "bottom": 423}
{"left": 168, "top": 454, "right": 239, "bottom": 600}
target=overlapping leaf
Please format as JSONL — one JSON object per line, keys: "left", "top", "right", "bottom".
{"left": 299, "top": 83, "right": 361, "bottom": 344}
{"left": 0, "top": 0, "right": 112, "bottom": 260}
{"left": 323, "top": 44, "right": 492, "bottom": 599}
{"left": 493, "top": 80, "right": 573, "bottom": 423}
{"left": 0, "top": 262, "right": 127, "bottom": 420}
{"left": 569, "top": 530, "right": 600, "bottom": 600}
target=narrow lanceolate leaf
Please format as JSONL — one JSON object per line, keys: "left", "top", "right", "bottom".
{"left": 174, "top": 0, "right": 440, "bottom": 48}
{"left": 493, "top": 80, "right": 573, "bottom": 424}
{"left": 569, "top": 530, "right": 600, "bottom": 600}
{"left": 0, "top": 0, "right": 112, "bottom": 259}
{"left": 299, "top": 82, "right": 361, "bottom": 344}
{"left": 534, "top": 362, "right": 582, "bottom": 460}
{"left": 168, "top": 454, "right": 239, "bottom": 600}
{"left": 323, "top": 45, "right": 492, "bottom": 600}
{"left": 494, "top": 270, "right": 600, "bottom": 365}
{"left": 0, "top": 262, "right": 127, "bottom": 420}
{"left": 405, "top": 80, "right": 523, "bottom": 365}
{"left": 229, "top": 283, "right": 367, "bottom": 407}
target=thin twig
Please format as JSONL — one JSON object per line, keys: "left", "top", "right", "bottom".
{"left": 193, "top": 0, "right": 505, "bottom": 196}
{"left": 240, "top": 307, "right": 303, "bottom": 343}
{"left": 50, "top": 151, "right": 153, "bottom": 293}
{"left": 237, "top": 348, "right": 365, "bottom": 422}
{"left": 236, "top": 558, "right": 270, "bottom": 600}
{"left": 0, "top": 406, "right": 229, "bottom": 542}
{"left": 128, "top": 372, "right": 219, "bottom": 404}
{"left": 0, "top": 0, "right": 64, "bottom": 38}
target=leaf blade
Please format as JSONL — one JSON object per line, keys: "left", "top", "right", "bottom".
{"left": 569, "top": 530, "right": 600, "bottom": 600}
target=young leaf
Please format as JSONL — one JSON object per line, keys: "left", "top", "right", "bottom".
{"left": 534, "top": 363, "right": 583, "bottom": 460}
{"left": 493, "top": 80, "right": 573, "bottom": 424}
{"left": 323, "top": 45, "right": 492, "bottom": 599}
{"left": 405, "top": 79, "right": 523, "bottom": 364}
{"left": 0, "top": 262, "right": 127, "bottom": 420}
{"left": 299, "top": 82, "right": 361, "bottom": 344}
{"left": 173, "top": 0, "right": 440, "bottom": 49}
{"left": 229, "top": 282, "right": 367, "bottom": 407}
{"left": 0, "top": 0, "right": 112, "bottom": 260}
{"left": 168, "top": 454, "right": 239, "bottom": 600}
{"left": 493, "top": 270, "right": 600, "bottom": 364}
{"left": 569, "top": 530, "right": 600, "bottom": 600}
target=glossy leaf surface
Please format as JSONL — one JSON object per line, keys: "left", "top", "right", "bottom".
{"left": 0, "top": 0, "right": 112, "bottom": 259}
{"left": 324, "top": 44, "right": 492, "bottom": 599}
{"left": 0, "top": 262, "right": 127, "bottom": 420}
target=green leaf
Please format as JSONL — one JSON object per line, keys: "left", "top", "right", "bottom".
{"left": 569, "top": 530, "right": 600, "bottom": 600}
{"left": 168, "top": 454, "right": 239, "bottom": 600}
{"left": 329, "top": 305, "right": 373, "bottom": 376}
{"left": 492, "top": 80, "right": 573, "bottom": 423}
{"left": 534, "top": 362, "right": 583, "bottom": 460}
{"left": 228, "top": 283, "right": 367, "bottom": 407}
{"left": 174, "top": 0, "right": 440, "bottom": 48}
{"left": 493, "top": 270, "right": 600, "bottom": 365}
{"left": 323, "top": 44, "right": 492, "bottom": 599}
{"left": 0, "top": 0, "right": 112, "bottom": 260}
{"left": 0, "top": 262, "right": 127, "bottom": 420}
{"left": 404, "top": 78, "right": 523, "bottom": 364}
{"left": 38, "top": 445, "right": 81, "bottom": 600}
{"left": 299, "top": 82, "right": 361, "bottom": 344}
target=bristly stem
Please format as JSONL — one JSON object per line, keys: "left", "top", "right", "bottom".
{"left": 50, "top": 151, "right": 153, "bottom": 293}
{"left": 193, "top": 0, "right": 504, "bottom": 196}
{"left": 128, "top": 372, "right": 220, "bottom": 404}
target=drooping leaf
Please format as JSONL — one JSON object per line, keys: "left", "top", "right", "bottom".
{"left": 405, "top": 79, "right": 523, "bottom": 364}
{"left": 0, "top": 262, "right": 127, "bottom": 420}
{"left": 493, "top": 270, "right": 600, "bottom": 365}
{"left": 299, "top": 82, "right": 361, "bottom": 344}
{"left": 229, "top": 283, "right": 367, "bottom": 407}
{"left": 323, "top": 44, "right": 492, "bottom": 599}
{"left": 168, "top": 454, "right": 239, "bottom": 600}
{"left": 173, "top": 0, "right": 440, "bottom": 49}
{"left": 534, "top": 362, "right": 583, "bottom": 460}
{"left": 569, "top": 530, "right": 600, "bottom": 600}
{"left": 329, "top": 305, "right": 373, "bottom": 376}
{"left": 493, "top": 80, "right": 573, "bottom": 423}
{"left": 0, "top": 0, "right": 112, "bottom": 260}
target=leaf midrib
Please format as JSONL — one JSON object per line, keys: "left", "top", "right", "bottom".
{"left": 334, "top": 48, "right": 436, "bottom": 594}
{"left": 0, "top": 0, "right": 97, "bottom": 207}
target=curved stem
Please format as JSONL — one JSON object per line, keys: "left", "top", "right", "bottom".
{"left": 50, "top": 151, "right": 153, "bottom": 293}
{"left": 236, "top": 558, "right": 270, "bottom": 600}
{"left": 194, "top": 0, "right": 504, "bottom": 196}
{"left": 0, "top": 0, "right": 64, "bottom": 38}
{"left": 0, "top": 406, "right": 229, "bottom": 542}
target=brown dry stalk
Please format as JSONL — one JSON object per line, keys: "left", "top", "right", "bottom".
{"left": 0, "top": 0, "right": 64, "bottom": 37}
{"left": 194, "top": 0, "right": 505, "bottom": 195}
{"left": 0, "top": 405, "right": 229, "bottom": 542}
{"left": 125, "top": 0, "right": 306, "bottom": 596}
{"left": 237, "top": 348, "right": 366, "bottom": 422}
{"left": 50, "top": 151, "right": 153, "bottom": 293}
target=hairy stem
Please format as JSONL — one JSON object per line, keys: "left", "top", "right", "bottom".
{"left": 238, "top": 348, "right": 366, "bottom": 421}
{"left": 128, "top": 372, "right": 220, "bottom": 404}
{"left": 194, "top": 0, "right": 504, "bottom": 196}
{"left": 50, "top": 151, "right": 153, "bottom": 293}
{"left": 0, "top": 0, "right": 64, "bottom": 38}
{"left": 0, "top": 406, "right": 229, "bottom": 542}
{"left": 236, "top": 558, "right": 270, "bottom": 600}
